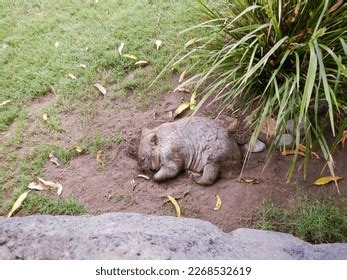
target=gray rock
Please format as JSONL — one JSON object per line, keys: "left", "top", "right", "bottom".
{"left": 1, "top": 213, "right": 346, "bottom": 260}
{"left": 276, "top": 133, "right": 294, "bottom": 149}
{"left": 286, "top": 119, "right": 304, "bottom": 135}
{"left": 243, "top": 139, "right": 266, "bottom": 153}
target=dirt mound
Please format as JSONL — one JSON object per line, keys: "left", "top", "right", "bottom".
{"left": 44, "top": 89, "right": 347, "bottom": 232}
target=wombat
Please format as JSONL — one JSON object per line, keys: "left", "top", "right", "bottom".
{"left": 138, "top": 116, "right": 242, "bottom": 185}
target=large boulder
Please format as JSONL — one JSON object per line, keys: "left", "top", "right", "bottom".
{"left": 0, "top": 212, "right": 346, "bottom": 259}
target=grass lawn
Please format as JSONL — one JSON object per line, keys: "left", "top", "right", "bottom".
{"left": 0, "top": 0, "right": 200, "bottom": 214}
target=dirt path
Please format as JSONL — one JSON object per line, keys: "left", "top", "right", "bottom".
{"left": 42, "top": 86, "right": 347, "bottom": 232}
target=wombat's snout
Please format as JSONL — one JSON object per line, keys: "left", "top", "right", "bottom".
{"left": 137, "top": 156, "right": 155, "bottom": 174}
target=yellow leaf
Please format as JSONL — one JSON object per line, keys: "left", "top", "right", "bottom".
{"left": 122, "top": 54, "right": 137, "bottom": 60}
{"left": 281, "top": 149, "right": 305, "bottom": 157}
{"left": 75, "top": 146, "right": 83, "bottom": 153}
{"left": 174, "top": 102, "right": 190, "bottom": 118}
{"left": 167, "top": 195, "right": 181, "bottom": 217}
{"left": 298, "top": 144, "right": 320, "bottom": 159}
{"left": 68, "top": 73, "right": 77, "bottom": 80}
{"left": 261, "top": 117, "right": 277, "bottom": 138}
{"left": 96, "top": 150, "right": 104, "bottom": 166}
{"left": 190, "top": 91, "right": 197, "bottom": 110}
{"left": 37, "top": 177, "right": 63, "bottom": 196}
{"left": 237, "top": 178, "right": 260, "bottom": 184}
{"left": 178, "top": 70, "right": 186, "bottom": 84}
{"left": 314, "top": 176, "right": 342, "bottom": 186}
{"left": 93, "top": 83, "right": 107, "bottom": 95}
{"left": 138, "top": 174, "right": 150, "bottom": 180}
{"left": 118, "top": 42, "right": 125, "bottom": 55}
{"left": 7, "top": 190, "right": 31, "bottom": 217}
{"left": 214, "top": 194, "right": 222, "bottom": 211}
{"left": 135, "top": 60, "right": 148, "bottom": 66}
{"left": 155, "top": 39, "right": 162, "bottom": 50}
{"left": 176, "top": 87, "right": 190, "bottom": 93}
{"left": 185, "top": 38, "right": 199, "bottom": 48}
{"left": 28, "top": 182, "right": 47, "bottom": 191}
{"left": 42, "top": 113, "right": 48, "bottom": 121}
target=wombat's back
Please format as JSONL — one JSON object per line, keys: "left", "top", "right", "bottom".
{"left": 157, "top": 117, "right": 241, "bottom": 175}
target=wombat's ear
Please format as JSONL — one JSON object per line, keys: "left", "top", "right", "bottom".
{"left": 149, "top": 133, "right": 157, "bottom": 146}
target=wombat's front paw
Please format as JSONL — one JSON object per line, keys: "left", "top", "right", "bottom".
{"left": 186, "top": 170, "right": 202, "bottom": 181}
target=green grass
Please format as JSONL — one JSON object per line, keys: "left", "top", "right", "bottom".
{"left": 255, "top": 198, "right": 347, "bottom": 244}
{"left": 164, "top": 0, "right": 347, "bottom": 181}
{"left": 0, "top": 0, "right": 200, "bottom": 215}
{"left": 20, "top": 194, "right": 86, "bottom": 215}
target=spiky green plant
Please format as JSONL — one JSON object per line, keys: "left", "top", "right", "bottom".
{"left": 157, "top": 0, "right": 347, "bottom": 186}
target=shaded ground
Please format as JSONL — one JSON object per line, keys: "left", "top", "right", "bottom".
{"left": 39, "top": 80, "right": 347, "bottom": 232}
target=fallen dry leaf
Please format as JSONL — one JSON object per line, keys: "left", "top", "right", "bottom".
{"left": 298, "top": 144, "right": 320, "bottom": 159}
{"left": 185, "top": 38, "right": 199, "bottom": 48}
{"left": 176, "top": 87, "right": 190, "bottom": 93}
{"left": 42, "top": 113, "right": 48, "bottom": 121}
{"left": 190, "top": 91, "right": 197, "bottom": 110}
{"left": 339, "top": 130, "right": 347, "bottom": 148}
{"left": 96, "top": 150, "right": 104, "bottom": 166}
{"left": 79, "top": 64, "right": 87, "bottom": 68}
{"left": 261, "top": 117, "right": 277, "bottom": 138}
{"left": 0, "top": 99, "right": 12, "bottom": 106}
{"left": 7, "top": 190, "right": 31, "bottom": 217}
{"left": 57, "top": 185, "right": 63, "bottom": 196}
{"left": 28, "top": 182, "right": 47, "bottom": 191}
{"left": 155, "top": 39, "right": 162, "bottom": 50}
{"left": 49, "top": 152, "right": 60, "bottom": 166}
{"left": 314, "top": 176, "right": 342, "bottom": 186}
{"left": 135, "top": 60, "right": 149, "bottom": 66}
{"left": 281, "top": 149, "right": 305, "bottom": 157}
{"left": 93, "top": 83, "right": 107, "bottom": 95}
{"left": 167, "top": 195, "right": 181, "bottom": 217}
{"left": 178, "top": 70, "right": 186, "bottom": 84}
{"left": 174, "top": 102, "right": 190, "bottom": 118}
{"left": 75, "top": 146, "right": 83, "bottom": 153}
{"left": 118, "top": 42, "right": 125, "bottom": 55}
{"left": 68, "top": 73, "right": 77, "bottom": 80}
{"left": 131, "top": 179, "right": 137, "bottom": 191}
{"left": 37, "top": 177, "right": 63, "bottom": 196}
{"left": 237, "top": 178, "right": 260, "bottom": 184}
{"left": 214, "top": 194, "right": 222, "bottom": 211}
{"left": 122, "top": 54, "right": 137, "bottom": 60}
{"left": 138, "top": 174, "right": 150, "bottom": 180}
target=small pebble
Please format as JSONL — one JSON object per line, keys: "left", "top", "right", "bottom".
{"left": 276, "top": 133, "right": 294, "bottom": 149}
{"left": 243, "top": 139, "right": 266, "bottom": 153}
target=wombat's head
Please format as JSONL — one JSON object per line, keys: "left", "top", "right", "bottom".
{"left": 137, "top": 128, "right": 160, "bottom": 174}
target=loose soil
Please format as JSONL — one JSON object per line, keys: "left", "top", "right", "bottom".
{"left": 39, "top": 78, "right": 347, "bottom": 232}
